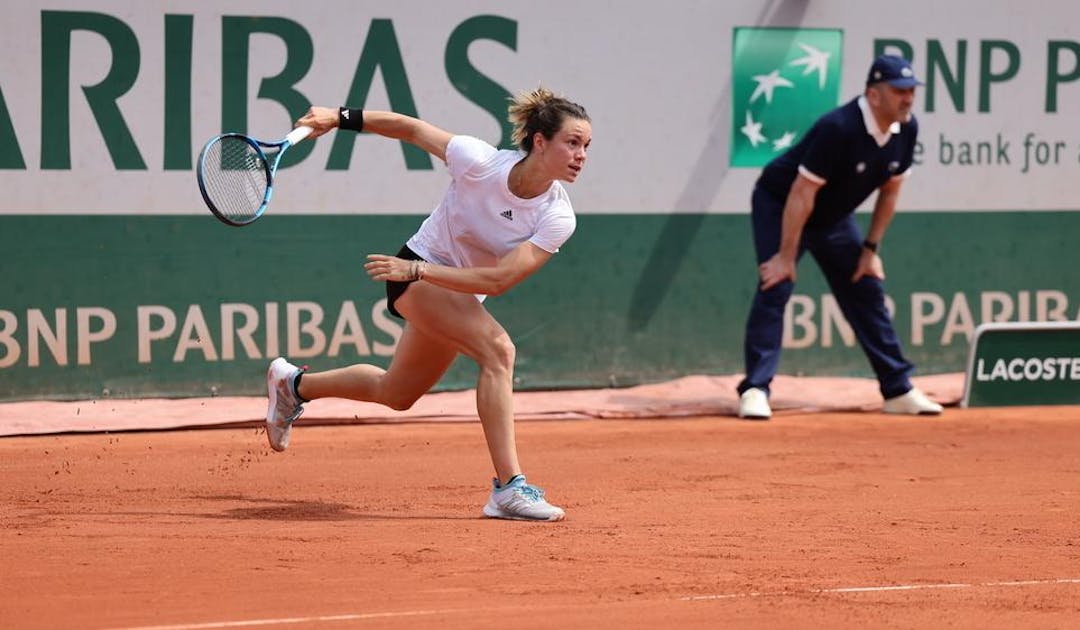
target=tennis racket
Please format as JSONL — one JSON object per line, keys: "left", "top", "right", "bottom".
{"left": 196, "top": 125, "right": 312, "bottom": 226}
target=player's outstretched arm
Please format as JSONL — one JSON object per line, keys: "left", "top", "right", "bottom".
{"left": 294, "top": 107, "right": 453, "bottom": 162}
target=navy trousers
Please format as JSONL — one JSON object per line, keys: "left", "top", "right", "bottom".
{"left": 738, "top": 186, "right": 914, "bottom": 399}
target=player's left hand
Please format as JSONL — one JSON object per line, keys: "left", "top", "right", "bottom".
{"left": 851, "top": 250, "right": 885, "bottom": 283}
{"left": 365, "top": 254, "right": 417, "bottom": 282}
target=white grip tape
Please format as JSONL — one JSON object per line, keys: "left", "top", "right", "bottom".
{"left": 285, "top": 125, "right": 313, "bottom": 145}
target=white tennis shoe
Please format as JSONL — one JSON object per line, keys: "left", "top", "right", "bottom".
{"left": 265, "top": 357, "right": 305, "bottom": 451}
{"left": 883, "top": 388, "right": 943, "bottom": 415}
{"left": 483, "top": 475, "right": 565, "bottom": 522}
{"left": 738, "top": 387, "right": 772, "bottom": 420}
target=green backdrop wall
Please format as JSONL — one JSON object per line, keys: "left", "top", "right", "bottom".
{"left": 3, "top": 212, "right": 1076, "bottom": 400}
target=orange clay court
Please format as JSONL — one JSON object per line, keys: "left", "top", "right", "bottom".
{"left": 2, "top": 374, "right": 1079, "bottom": 629}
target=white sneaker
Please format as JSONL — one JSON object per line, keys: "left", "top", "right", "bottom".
{"left": 482, "top": 475, "right": 565, "bottom": 522}
{"left": 738, "top": 387, "right": 772, "bottom": 419}
{"left": 882, "top": 388, "right": 943, "bottom": 416}
{"left": 265, "top": 357, "right": 305, "bottom": 451}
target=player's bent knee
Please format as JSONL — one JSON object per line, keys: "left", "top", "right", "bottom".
{"left": 467, "top": 333, "right": 516, "bottom": 375}
{"left": 487, "top": 335, "right": 516, "bottom": 370}
{"left": 374, "top": 378, "right": 423, "bottom": 411}
{"left": 383, "top": 392, "right": 421, "bottom": 412}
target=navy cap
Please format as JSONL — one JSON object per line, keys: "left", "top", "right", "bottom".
{"left": 866, "top": 54, "right": 923, "bottom": 88}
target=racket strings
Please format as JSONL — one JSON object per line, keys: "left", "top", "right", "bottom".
{"left": 201, "top": 137, "right": 271, "bottom": 223}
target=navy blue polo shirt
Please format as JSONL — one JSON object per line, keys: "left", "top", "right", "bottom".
{"left": 755, "top": 96, "right": 918, "bottom": 228}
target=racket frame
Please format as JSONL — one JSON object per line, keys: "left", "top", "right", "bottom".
{"left": 196, "top": 126, "right": 312, "bottom": 227}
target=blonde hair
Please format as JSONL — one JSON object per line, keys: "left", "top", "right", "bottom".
{"left": 508, "top": 87, "right": 589, "bottom": 153}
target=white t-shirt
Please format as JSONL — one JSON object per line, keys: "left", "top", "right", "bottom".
{"left": 406, "top": 135, "right": 576, "bottom": 273}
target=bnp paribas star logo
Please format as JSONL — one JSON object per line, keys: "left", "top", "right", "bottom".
{"left": 730, "top": 27, "right": 843, "bottom": 167}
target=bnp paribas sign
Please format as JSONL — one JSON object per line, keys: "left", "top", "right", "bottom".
{"left": 730, "top": 27, "right": 843, "bottom": 167}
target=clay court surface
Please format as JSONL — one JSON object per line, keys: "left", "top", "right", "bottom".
{"left": 3, "top": 385, "right": 1080, "bottom": 629}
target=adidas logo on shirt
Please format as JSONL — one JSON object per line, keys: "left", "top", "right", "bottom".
{"left": 500, "top": 209, "right": 514, "bottom": 221}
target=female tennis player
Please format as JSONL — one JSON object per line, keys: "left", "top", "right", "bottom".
{"left": 265, "top": 88, "right": 591, "bottom": 522}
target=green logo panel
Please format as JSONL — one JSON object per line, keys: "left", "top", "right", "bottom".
{"left": 730, "top": 27, "right": 843, "bottom": 167}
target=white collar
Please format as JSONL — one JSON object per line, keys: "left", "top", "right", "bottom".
{"left": 858, "top": 95, "right": 901, "bottom": 147}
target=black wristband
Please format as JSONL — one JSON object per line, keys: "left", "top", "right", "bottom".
{"left": 338, "top": 107, "right": 364, "bottom": 132}
{"left": 862, "top": 239, "right": 879, "bottom": 253}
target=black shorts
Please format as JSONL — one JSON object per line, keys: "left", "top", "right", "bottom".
{"left": 385, "top": 244, "right": 425, "bottom": 320}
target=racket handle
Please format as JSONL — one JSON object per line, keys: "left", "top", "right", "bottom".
{"left": 285, "top": 125, "right": 313, "bottom": 145}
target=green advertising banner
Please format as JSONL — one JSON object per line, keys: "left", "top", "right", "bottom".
{"left": 962, "top": 323, "right": 1080, "bottom": 407}
{"left": 3, "top": 212, "right": 1079, "bottom": 401}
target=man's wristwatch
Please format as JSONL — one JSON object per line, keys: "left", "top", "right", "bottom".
{"left": 862, "top": 239, "right": 879, "bottom": 253}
